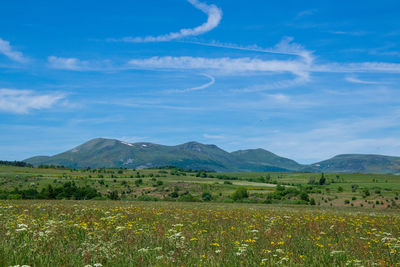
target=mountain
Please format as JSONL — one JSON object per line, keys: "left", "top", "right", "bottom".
{"left": 24, "top": 138, "right": 400, "bottom": 173}
{"left": 311, "top": 154, "right": 400, "bottom": 174}
{"left": 231, "top": 149, "right": 303, "bottom": 171}
{"left": 24, "top": 138, "right": 298, "bottom": 172}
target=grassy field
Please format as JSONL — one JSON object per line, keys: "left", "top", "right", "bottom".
{"left": 1, "top": 165, "right": 400, "bottom": 266}
{"left": 1, "top": 200, "right": 399, "bottom": 266}
{"left": 1, "top": 165, "right": 399, "bottom": 208}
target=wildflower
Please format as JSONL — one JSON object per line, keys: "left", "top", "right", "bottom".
{"left": 330, "top": 250, "right": 345, "bottom": 255}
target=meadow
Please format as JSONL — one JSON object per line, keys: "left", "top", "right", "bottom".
{"left": 1, "top": 200, "right": 399, "bottom": 266}
{"left": 1, "top": 164, "right": 399, "bottom": 209}
{"left": 1, "top": 164, "right": 400, "bottom": 266}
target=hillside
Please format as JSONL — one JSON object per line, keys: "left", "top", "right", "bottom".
{"left": 25, "top": 138, "right": 296, "bottom": 172}
{"left": 24, "top": 138, "right": 400, "bottom": 173}
{"left": 312, "top": 154, "right": 400, "bottom": 174}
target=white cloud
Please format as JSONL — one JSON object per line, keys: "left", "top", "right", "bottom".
{"left": 186, "top": 37, "right": 314, "bottom": 64}
{"left": 327, "top": 30, "right": 370, "bottom": 36}
{"left": 295, "top": 9, "right": 318, "bottom": 19}
{"left": 0, "top": 89, "right": 65, "bottom": 114}
{"left": 0, "top": 38, "right": 28, "bottom": 63}
{"left": 266, "top": 93, "right": 290, "bottom": 103}
{"left": 203, "top": 133, "right": 225, "bottom": 139}
{"left": 314, "top": 62, "right": 400, "bottom": 73}
{"left": 120, "top": 0, "right": 222, "bottom": 42}
{"left": 345, "top": 76, "right": 381, "bottom": 84}
{"left": 128, "top": 56, "right": 309, "bottom": 77}
{"left": 48, "top": 56, "right": 89, "bottom": 71}
{"left": 168, "top": 73, "right": 215, "bottom": 93}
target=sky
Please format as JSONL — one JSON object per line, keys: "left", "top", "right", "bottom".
{"left": 1, "top": 0, "right": 400, "bottom": 163}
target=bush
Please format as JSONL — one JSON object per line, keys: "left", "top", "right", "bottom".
{"left": 201, "top": 192, "right": 212, "bottom": 201}
{"left": 135, "top": 179, "right": 143, "bottom": 187}
{"left": 169, "top": 191, "right": 179, "bottom": 198}
{"left": 108, "top": 190, "right": 120, "bottom": 200}
{"left": 232, "top": 187, "right": 249, "bottom": 201}
{"left": 178, "top": 194, "right": 200, "bottom": 202}
{"left": 137, "top": 195, "right": 159, "bottom": 201}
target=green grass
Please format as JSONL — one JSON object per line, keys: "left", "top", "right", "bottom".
{"left": 1, "top": 165, "right": 400, "bottom": 208}
{"left": 0, "top": 200, "right": 399, "bottom": 266}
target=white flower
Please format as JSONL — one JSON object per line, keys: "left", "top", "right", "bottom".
{"left": 115, "top": 226, "right": 125, "bottom": 231}
{"left": 215, "top": 249, "right": 221, "bottom": 254}
{"left": 330, "top": 250, "right": 345, "bottom": 255}
{"left": 138, "top": 248, "right": 149, "bottom": 253}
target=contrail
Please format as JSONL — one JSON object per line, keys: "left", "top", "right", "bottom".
{"left": 120, "top": 0, "right": 222, "bottom": 42}
{"left": 167, "top": 73, "right": 215, "bottom": 93}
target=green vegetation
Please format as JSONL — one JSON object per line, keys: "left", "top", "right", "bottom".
{"left": 1, "top": 201, "right": 399, "bottom": 266}
{"left": 0, "top": 163, "right": 400, "bottom": 266}
{"left": 0, "top": 164, "right": 399, "bottom": 208}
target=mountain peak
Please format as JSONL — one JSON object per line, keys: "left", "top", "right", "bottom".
{"left": 23, "top": 138, "right": 400, "bottom": 173}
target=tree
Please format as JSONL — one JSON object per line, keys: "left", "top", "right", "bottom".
{"left": 135, "top": 179, "right": 143, "bottom": 187}
{"left": 319, "top": 173, "right": 326, "bottom": 185}
{"left": 232, "top": 187, "right": 249, "bottom": 201}
{"left": 108, "top": 190, "right": 119, "bottom": 200}
{"left": 202, "top": 192, "right": 212, "bottom": 201}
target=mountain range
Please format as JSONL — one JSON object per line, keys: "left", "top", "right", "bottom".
{"left": 24, "top": 138, "right": 400, "bottom": 174}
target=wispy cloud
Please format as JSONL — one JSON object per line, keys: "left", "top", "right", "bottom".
{"left": 327, "top": 30, "right": 370, "bottom": 36}
{"left": 345, "top": 76, "right": 381, "bottom": 85}
{"left": 168, "top": 73, "right": 215, "bottom": 93}
{"left": 116, "top": 0, "right": 222, "bottom": 42}
{"left": 314, "top": 62, "right": 400, "bottom": 73}
{"left": 185, "top": 37, "right": 314, "bottom": 64}
{"left": 47, "top": 56, "right": 112, "bottom": 71}
{"left": 47, "top": 56, "right": 90, "bottom": 71}
{"left": 0, "top": 89, "right": 65, "bottom": 114}
{"left": 295, "top": 9, "right": 318, "bottom": 19}
{"left": 128, "top": 56, "right": 309, "bottom": 77}
{"left": 203, "top": 133, "right": 226, "bottom": 139}
{"left": 0, "top": 38, "right": 28, "bottom": 63}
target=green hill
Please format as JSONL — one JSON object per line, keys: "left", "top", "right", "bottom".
{"left": 24, "top": 138, "right": 296, "bottom": 172}
{"left": 24, "top": 138, "right": 400, "bottom": 173}
{"left": 312, "top": 154, "right": 400, "bottom": 174}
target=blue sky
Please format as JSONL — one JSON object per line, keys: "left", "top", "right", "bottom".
{"left": 1, "top": 0, "right": 400, "bottom": 163}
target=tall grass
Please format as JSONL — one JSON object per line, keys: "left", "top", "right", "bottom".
{"left": 1, "top": 200, "right": 399, "bottom": 266}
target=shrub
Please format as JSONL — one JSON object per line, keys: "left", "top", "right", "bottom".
{"left": 202, "top": 192, "right": 213, "bottom": 201}
{"left": 232, "top": 187, "right": 249, "bottom": 201}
